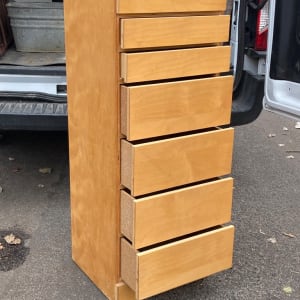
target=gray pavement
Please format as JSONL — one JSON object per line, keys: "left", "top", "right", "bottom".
{"left": 0, "top": 110, "right": 299, "bottom": 300}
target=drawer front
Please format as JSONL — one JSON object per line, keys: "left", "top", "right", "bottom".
{"left": 121, "top": 128, "right": 234, "bottom": 196}
{"left": 121, "top": 15, "right": 230, "bottom": 49}
{"left": 121, "top": 226, "right": 234, "bottom": 299}
{"left": 121, "top": 46, "right": 230, "bottom": 83}
{"left": 117, "top": 0, "right": 227, "bottom": 14}
{"left": 121, "top": 76, "right": 233, "bottom": 141}
{"left": 121, "top": 178, "right": 233, "bottom": 249}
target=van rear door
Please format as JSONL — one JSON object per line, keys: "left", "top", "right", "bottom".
{"left": 264, "top": 0, "right": 300, "bottom": 118}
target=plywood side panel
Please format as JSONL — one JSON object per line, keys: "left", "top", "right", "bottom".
{"left": 121, "top": 139, "right": 133, "bottom": 190}
{"left": 123, "top": 178, "right": 233, "bottom": 249}
{"left": 121, "top": 15, "right": 230, "bottom": 49}
{"left": 122, "top": 76, "right": 233, "bottom": 141}
{"left": 121, "top": 239, "right": 138, "bottom": 292}
{"left": 117, "top": 0, "right": 227, "bottom": 14}
{"left": 121, "top": 128, "right": 234, "bottom": 196}
{"left": 121, "top": 46, "right": 231, "bottom": 83}
{"left": 137, "top": 226, "right": 234, "bottom": 299}
{"left": 121, "top": 191, "right": 134, "bottom": 242}
{"left": 64, "top": 1, "right": 119, "bottom": 299}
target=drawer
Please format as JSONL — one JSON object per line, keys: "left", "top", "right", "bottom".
{"left": 121, "top": 76, "right": 233, "bottom": 141}
{"left": 121, "top": 128, "right": 234, "bottom": 196}
{"left": 117, "top": 0, "right": 227, "bottom": 14}
{"left": 121, "top": 15, "right": 230, "bottom": 49}
{"left": 121, "top": 178, "right": 233, "bottom": 249}
{"left": 121, "top": 46, "right": 230, "bottom": 83}
{"left": 121, "top": 226, "right": 234, "bottom": 299}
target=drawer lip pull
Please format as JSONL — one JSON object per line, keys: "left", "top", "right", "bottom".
{"left": 121, "top": 225, "right": 235, "bottom": 299}
{"left": 121, "top": 46, "right": 231, "bottom": 83}
{"left": 117, "top": 0, "right": 227, "bottom": 14}
{"left": 120, "top": 15, "right": 230, "bottom": 49}
{"left": 121, "top": 76, "right": 233, "bottom": 141}
{"left": 121, "top": 177, "right": 233, "bottom": 249}
{"left": 121, "top": 128, "right": 234, "bottom": 197}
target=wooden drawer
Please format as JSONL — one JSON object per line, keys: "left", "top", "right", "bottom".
{"left": 121, "top": 46, "right": 230, "bottom": 83}
{"left": 121, "top": 128, "right": 234, "bottom": 196}
{"left": 121, "top": 226, "right": 234, "bottom": 299}
{"left": 121, "top": 76, "right": 233, "bottom": 141}
{"left": 121, "top": 178, "right": 233, "bottom": 249}
{"left": 121, "top": 15, "right": 230, "bottom": 49}
{"left": 117, "top": 0, "right": 227, "bottom": 14}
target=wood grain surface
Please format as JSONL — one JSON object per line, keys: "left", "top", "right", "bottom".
{"left": 121, "top": 15, "right": 230, "bottom": 49}
{"left": 65, "top": 1, "right": 120, "bottom": 299}
{"left": 121, "top": 76, "right": 233, "bottom": 140}
{"left": 121, "top": 226, "right": 234, "bottom": 299}
{"left": 121, "top": 178, "right": 233, "bottom": 249}
{"left": 121, "top": 128, "right": 234, "bottom": 196}
{"left": 117, "top": 0, "right": 227, "bottom": 14}
{"left": 121, "top": 46, "right": 231, "bottom": 83}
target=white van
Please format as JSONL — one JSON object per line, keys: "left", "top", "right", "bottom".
{"left": 231, "top": 0, "right": 300, "bottom": 123}
{"left": 0, "top": 0, "right": 298, "bottom": 130}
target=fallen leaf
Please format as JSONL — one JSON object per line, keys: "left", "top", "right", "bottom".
{"left": 4, "top": 234, "right": 22, "bottom": 245}
{"left": 286, "top": 155, "right": 295, "bottom": 159}
{"left": 13, "top": 168, "right": 21, "bottom": 173}
{"left": 283, "top": 286, "right": 293, "bottom": 294}
{"left": 283, "top": 127, "right": 289, "bottom": 131}
{"left": 283, "top": 232, "right": 296, "bottom": 238}
{"left": 38, "top": 184, "right": 45, "bottom": 188}
{"left": 8, "top": 157, "right": 15, "bottom": 161}
{"left": 0, "top": 186, "right": 3, "bottom": 193}
{"left": 39, "top": 168, "right": 52, "bottom": 174}
{"left": 267, "top": 237, "right": 277, "bottom": 244}
{"left": 295, "top": 122, "right": 300, "bottom": 129}
{"left": 278, "top": 144, "right": 285, "bottom": 147}
{"left": 268, "top": 134, "right": 276, "bottom": 138}
{"left": 13, "top": 238, "right": 21, "bottom": 245}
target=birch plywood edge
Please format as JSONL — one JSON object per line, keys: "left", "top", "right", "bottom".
{"left": 64, "top": 1, "right": 120, "bottom": 299}
{"left": 117, "top": 0, "right": 227, "bottom": 14}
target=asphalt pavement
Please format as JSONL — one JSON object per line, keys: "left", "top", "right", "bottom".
{"left": 0, "top": 110, "right": 299, "bottom": 300}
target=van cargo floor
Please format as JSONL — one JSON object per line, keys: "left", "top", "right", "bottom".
{"left": 0, "top": 48, "right": 65, "bottom": 67}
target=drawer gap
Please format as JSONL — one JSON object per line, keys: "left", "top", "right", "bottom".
{"left": 119, "top": 42, "right": 228, "bottom": 54}
{"left": 120, "top": 71, "right": 232, "bottom": 86}
{"left": 119, "top": 42, "right": 223, "bottom": 54}
{"left": 117, "top": 12, "right": 227, "bottom": 18}
{"left": 121, "top": 235, "right": 133, "bottom": 246}
{"left": 120, "top": 72, "right": 231, "bottom": 87}
{"left": 128, "top": 127, "right": 219, "bottom": 145}
{"left": 119, "top": 42, "right": 227, "bottom": 53}
{"left": 138, "top": 225, "right": 223, "bottom": 252}
{"left": 132, "top": 176, "right": 223, "bottom": 199}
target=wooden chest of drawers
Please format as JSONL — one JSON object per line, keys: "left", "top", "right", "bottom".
{"left": 65, "top": 0, "right": 234, "bottom": 299}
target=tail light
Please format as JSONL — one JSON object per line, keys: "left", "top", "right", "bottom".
{"left": 255, "top": 0, "right": 269, "bottom": 51}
